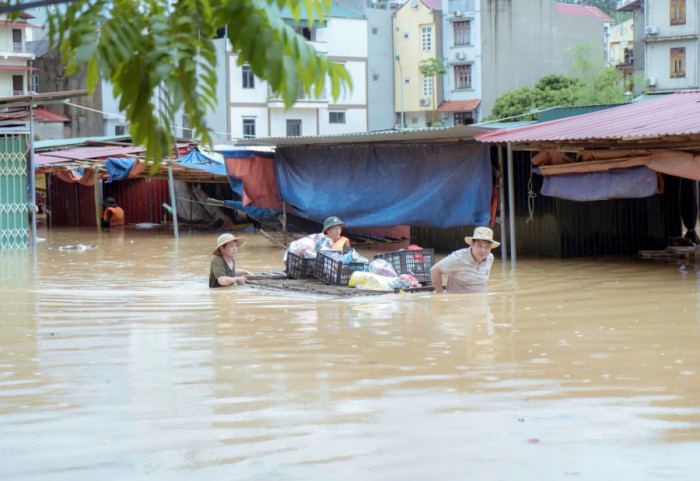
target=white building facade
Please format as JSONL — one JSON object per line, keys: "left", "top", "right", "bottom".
{"left": 229, "top": 8, "right": 369, "bottom": 140}
{"left": 0, "top": 12, "right": 39, "bottom": 97}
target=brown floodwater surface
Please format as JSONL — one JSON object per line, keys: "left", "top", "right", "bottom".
{"left": 1, "top": 227, "right": 699, "bottom": 480}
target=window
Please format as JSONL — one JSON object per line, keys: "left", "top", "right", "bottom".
{"left": 242, "top": 65, "right": 254, "bottom": 89}
{"left": 421, "top": 26, "right": 432, "bottom": 51}
{"left": 115, "top": 125, "right": 126, "bottom": 135}
{"left": 329, "top": 111, "right": 346, "bottom": 124}
{"left": 454, "top": 112, "right": 474, "bottom": 125}
{"left": 671, "top": 47, "right": 686, "bottom": 78}
{"left": 403, "top": 32, "right": 409, "bottom": 39}
{"left": 181, "top": 115, "right": 192, "bottom": 139}
{"left": 671, "top": 0, "right": 686, "bottom": 25}
{"left": 422, "top": 76, "right": 433, "bottom": 97}
{"left": 624, "top": 47, "right": 633, "bottom": 64}
{"left": 286, "top": 119, "right": 301, "bottom": 137}
{"left": 454, "top": 64, "right": 472, "bottom": 89}
{"left": 453, "top": 21, "right": 471, "bottom": 46}
{"left": 12, "top": 75, "right": 23, "bottom": 95}
{"left": 243, "top": 118, "right": 256, "bottom": 138}
{"left": 372, "top": 28, "right": 378, "bottom": 35}
{"left": 373, "top": 74, "right": 379, "bottom": 81}
{"left": 31, "top": 74, "right": 39, "bottom": 93}
{"left": 294, "top": 26, "right": 312, "bottom": 40}
{"left": 12, "top": 29, "right": 22, "bottom": 53}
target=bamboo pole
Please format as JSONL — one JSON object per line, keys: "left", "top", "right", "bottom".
{"left": 498, "top": 145, "right": 507, "bottom": 261}
{"left": 168, "top": 164, "right": 179, "bottom": 239}
{"left": 507, "top": 142, "right": 516, "bottom": 267}
{"left": 94, "top": 167, "right": 102, "bottom": 233}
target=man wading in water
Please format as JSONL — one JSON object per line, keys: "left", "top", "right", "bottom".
{"left": 209, "top": 233, "right": 253, "bottom": 288}
{"left": 430, "top": 226, "right": 500, "bottom": 294}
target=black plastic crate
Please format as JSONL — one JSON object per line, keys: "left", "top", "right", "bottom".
{"left": 316, "top": 250, "right": 368, "bottom": 285}
{"left": 286, "top": 252, "right": 317, "bottom": 279}
{"left": 373, "top": 248, "right": 435, "bottom": 282}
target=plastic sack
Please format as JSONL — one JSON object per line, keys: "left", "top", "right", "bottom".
{"left": 369, "top": 259, "right": 398, "bottom": 278}
{"left": 316, "top": 236, "right": 333, "bottom": 252}
{"left": 388, "top": 278, "right": 412, "bottom": 290}
{"left": 399, "top": 274, "right": 421, "bottom": 288}
{"left": 349, "top": 271, "right": 396, "bottom": 291}
{"left": 288, "top": 236, "right": 317, "bottom": 258}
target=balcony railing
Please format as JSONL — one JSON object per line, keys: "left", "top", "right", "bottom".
{"left": 268, "top": 86, "right": 328, "bottom": 103}
{"left": 0, "top": 42, "right": 33, "bottom": 55}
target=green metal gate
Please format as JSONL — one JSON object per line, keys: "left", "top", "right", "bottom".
{"left": 0, "top": 134, "right": 29, "bottom": 250}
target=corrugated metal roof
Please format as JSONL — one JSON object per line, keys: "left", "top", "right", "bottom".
{"left": 237, "top": 125, "right": 489, "bottom": 147}
{"left": 35, "top": 135, "right": 132, "bottom": 150}
{"left": 617, "top": 0, "right": 641, "bottom": 12}
{"left": 476, "top": 91, "right": 700, "bottom": 143}
{"left": 556, "top": 3, "right": 614, "bottom": 23}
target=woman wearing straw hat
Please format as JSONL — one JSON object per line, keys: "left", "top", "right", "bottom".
{"left": 209, "top": 233, "right": 252, "bottom": 288}
{"left": 430, "top": 226, "right": 500, "bottom": 294}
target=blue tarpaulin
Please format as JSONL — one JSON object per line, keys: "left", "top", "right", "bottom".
{"left": 536, "top": 166, "right": 660, "bottom": 201}
{"left": 222, "top": 200, "right": 279, "bottom": 219}
{"left": 275, "top": 143, "right": 492, "bottom": 228}
{"left": 104, "top": 158, "right": 136, "bottom": 182}
{"left": 178, "top": 149, "right": 226, "bottom": 176}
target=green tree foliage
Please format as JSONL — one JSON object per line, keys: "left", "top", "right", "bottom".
{"left": 9, "top": 0, "right": 352, "bottom": 166}
{"left": 418, "top": 57, "right": 446, "bottom": 125}
{"left": 487, "top": 42, "right": 627, "bottom": 122}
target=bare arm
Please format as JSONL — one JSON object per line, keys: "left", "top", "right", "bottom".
{"left": 430, "top": 265, "right": 444, "bottom": 294}
{"left": 235, "top": 268, "right": 253, "bottom": 276}
{"left": 217, "top": 275, "right": 246, "bottom": 286}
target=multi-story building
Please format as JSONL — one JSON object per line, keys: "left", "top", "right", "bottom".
{"left": 433, "top": 0, "right": 613, "bottom": 125}
{"left": 0, "top": 10, "right": 40, "bottom": 97}
{"left": 393, "top": 0, "right": 443, "bottom": 128}
{"left": 620, "top": 0, "right": 698, "bottom": 94}
{"left": 228, "top": 4, "right": 368, "bottom": 139}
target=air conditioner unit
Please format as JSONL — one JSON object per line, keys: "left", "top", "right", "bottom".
{"left": 646, "top": 25, "right": 658, "bottom": 35}
{"left": 455, "top": 51, "right": 466, "bottom": 61}
{"left": 452, "top": 10, "right": 463, "bottom": 17}
{"left": 646, "top": 77, "right": 657, "bottom": 87}
{"left": 420, "top": 98, "right": 431, "bottom": 106}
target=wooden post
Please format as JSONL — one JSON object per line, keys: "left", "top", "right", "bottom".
{"left": 507, "top": 142, "right": 516, "bottom": 267}
{"left": 168, "top": 163, "right": 179, "bottom": 239}
{"left": 497, "top": 145, "right": 507, "bottom": 261}
{"left": 282, "top": 201, "right": 287, "bottom": 232}
{"left": 94, "top": 167, "right": 102, "bottom": 233}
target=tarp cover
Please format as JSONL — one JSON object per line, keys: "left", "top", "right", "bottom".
{"left": 178, "top": 149, "right": 226, "bottom": 176}
{"left": 536, "top": 165, "right": 660, "bottom": 201}
{"left": 222, "top": 150, "right": 281, "bottom": 211}
{"left": 275, "top": 143, "right": 492, "bottom": 228}
{"left": 104, "top": 157, "right": 144, "bottom": 182}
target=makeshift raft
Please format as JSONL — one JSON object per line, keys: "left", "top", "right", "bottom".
{"left": 246, "top": 272, "right": 435, "bottom": 297}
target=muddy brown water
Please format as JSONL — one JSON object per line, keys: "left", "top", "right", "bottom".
{"left": 1, "top": 227, "right": 699, "bottom": 480}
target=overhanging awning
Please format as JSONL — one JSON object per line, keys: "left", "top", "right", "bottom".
{"left": 0, "top": 65, "right": 39, "bottom": 72}
{"left": 438, "top": 99, "right": 481, "bottom": 112}
{"left": 0, "top": 21, "right": 43, "bottom": 28}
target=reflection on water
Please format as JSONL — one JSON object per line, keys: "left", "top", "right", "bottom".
{"left": 1, "top": 227, "right": 700, "bottom": 480}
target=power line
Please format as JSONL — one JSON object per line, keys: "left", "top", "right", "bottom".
{"left": 0, "top": 0, "right": 80, "bottom": 14}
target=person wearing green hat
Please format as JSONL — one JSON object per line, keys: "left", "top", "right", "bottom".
{"left": 322, "top": 216, "right": 350, "bottom": 252}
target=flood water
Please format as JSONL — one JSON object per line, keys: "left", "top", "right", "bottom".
{"left": 1, "top": 227, "right": 699, "bottom": 481}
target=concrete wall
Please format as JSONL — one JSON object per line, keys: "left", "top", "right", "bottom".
{"left": 394, "top": 0, "right": 443, "bottom": 127}
{"left": 479, "top": 0, "right": 607, "bottom": 118}
{"left": 644, "top": 1, "right": 699, "bottom": 92}
{"left": 365, "top": 8, "right": 397, "bottom": 130}
{"left": 441, "top": 0, "right": 482, "bottom": 123}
